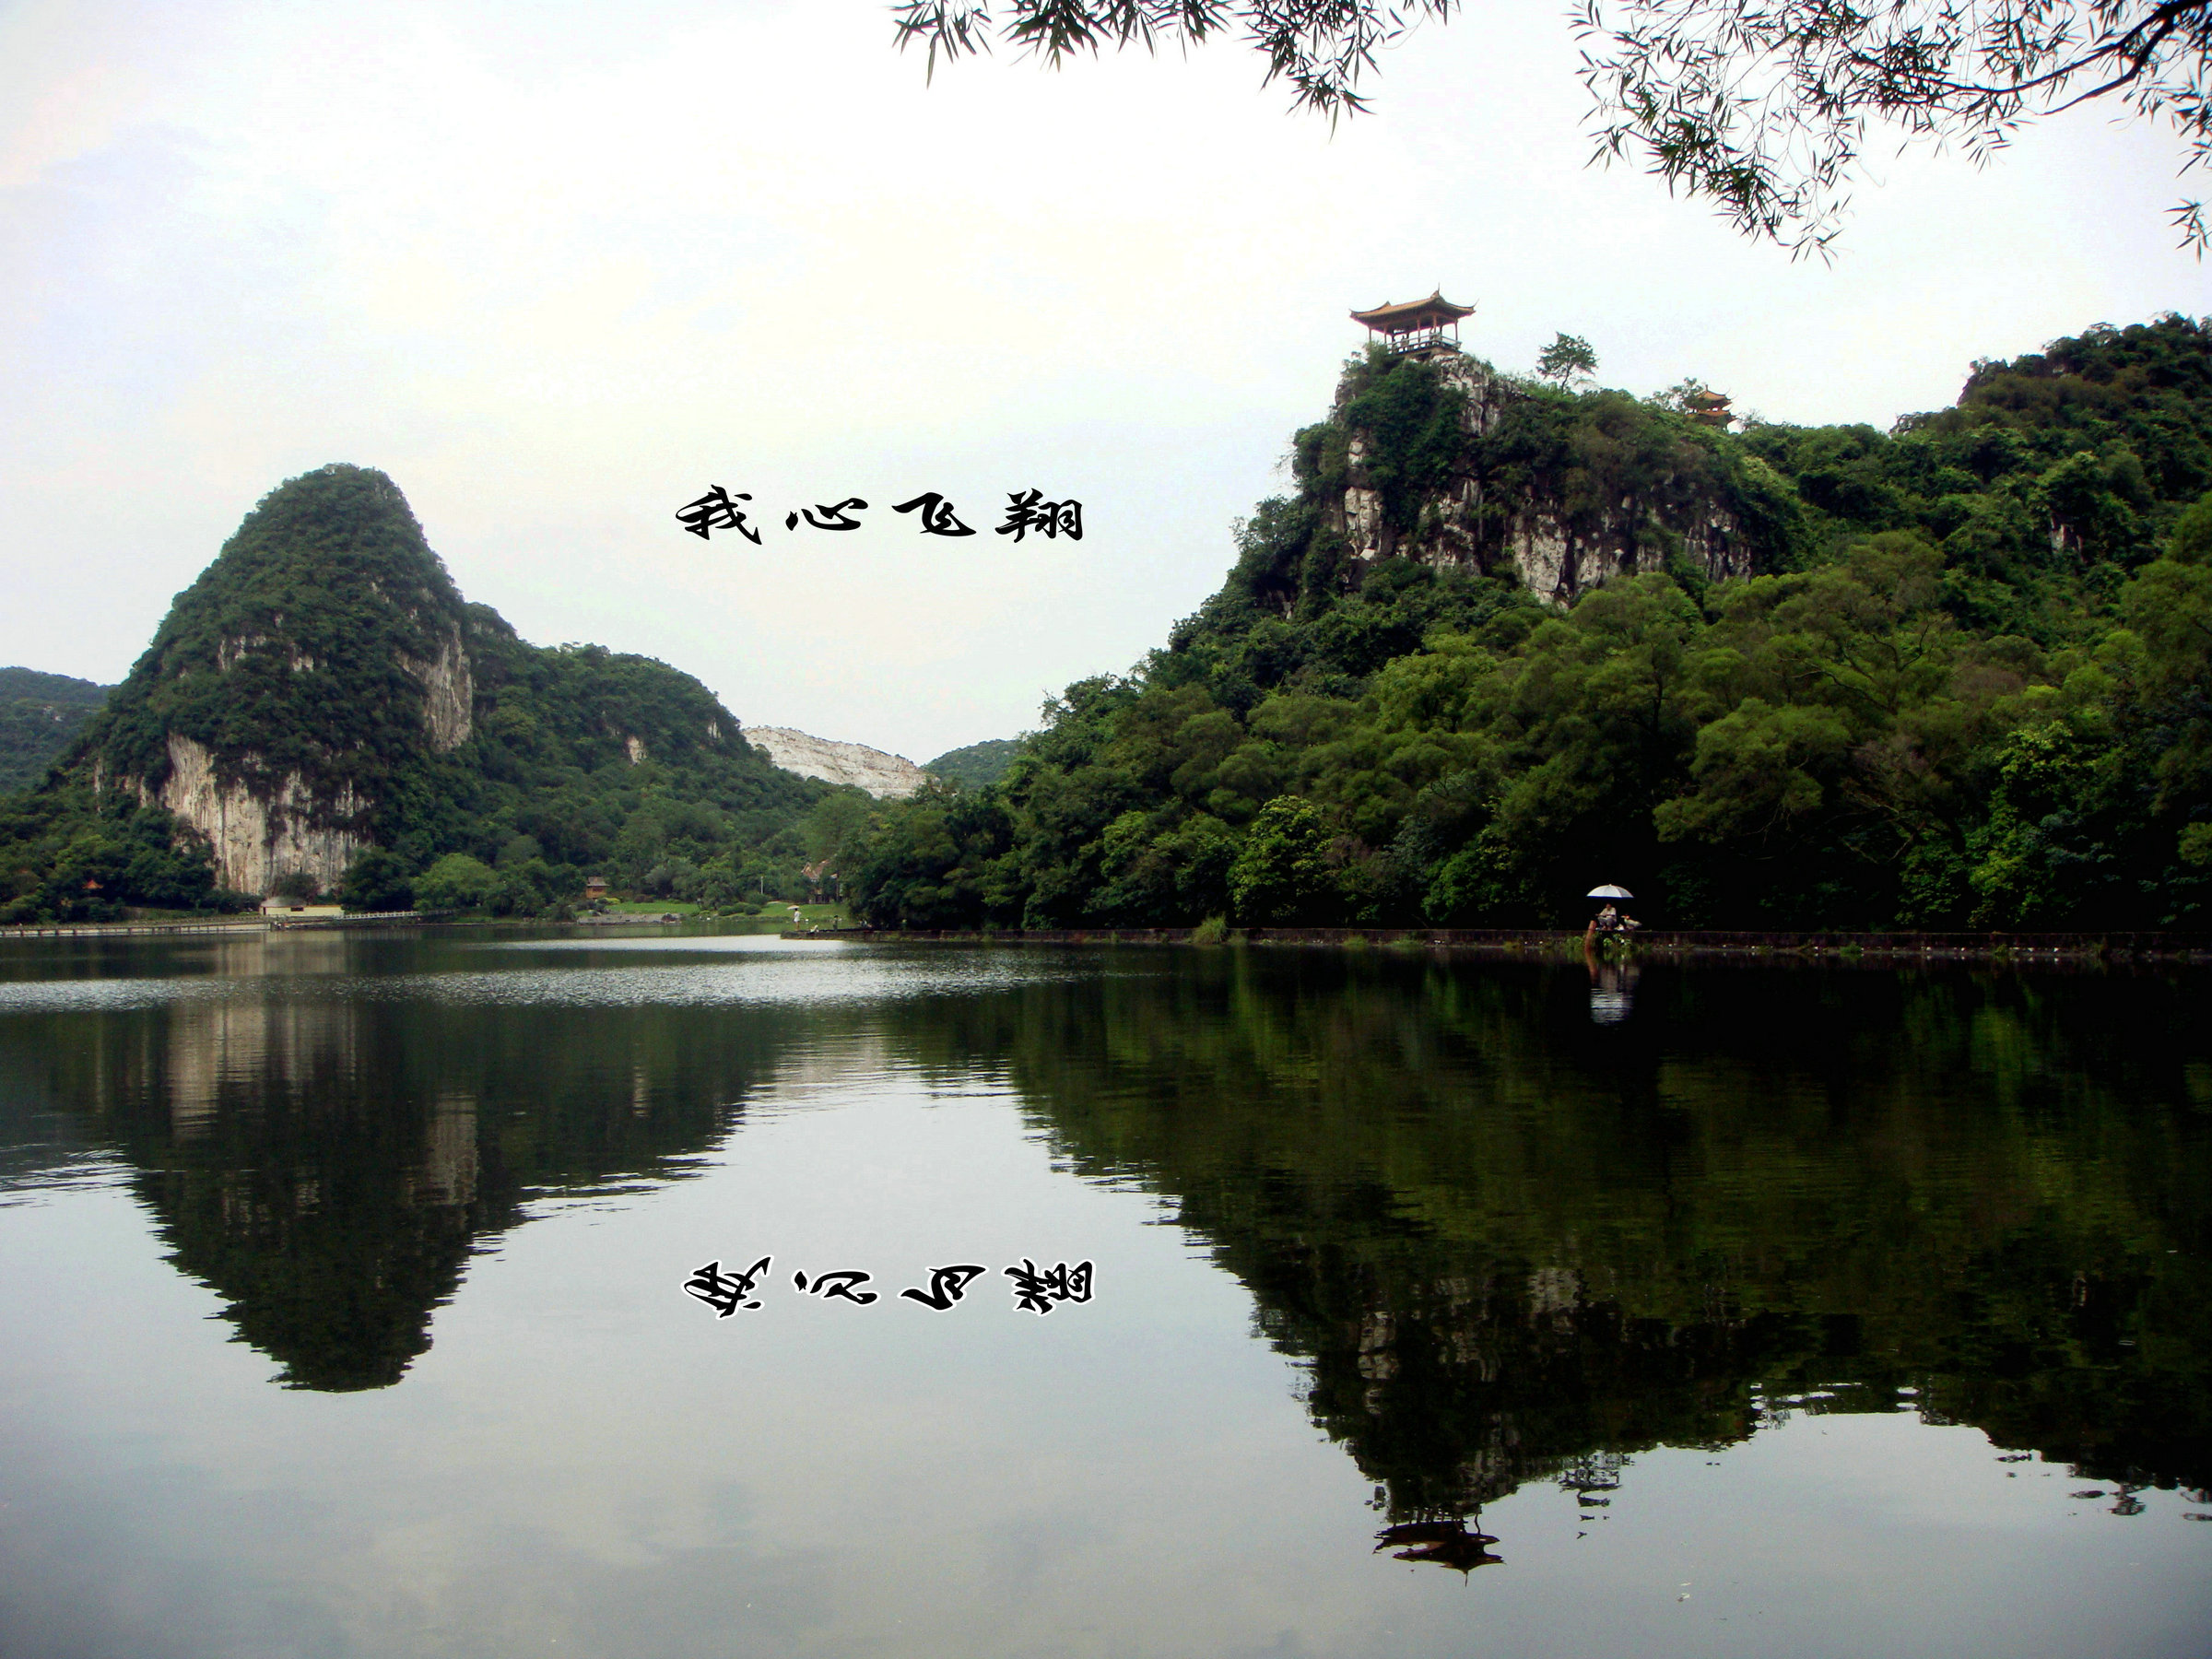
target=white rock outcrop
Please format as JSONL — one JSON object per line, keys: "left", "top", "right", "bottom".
{"left": 1330, "top": 348, "right": 1753, "bottom": 605}
{"left": 742, "top": 727, "right": 928, "bottom": 799}
{"left": 405, "top": 626, "right": 473, "bottom": 751}
{"left": 151, "top": 735, "right": 371, "bottom": 896}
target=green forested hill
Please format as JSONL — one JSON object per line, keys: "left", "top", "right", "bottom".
{"left": 853, "top": 315, "right": 2212, "bottom": 932}
{"left": 924, "top": 737, "right": 1025, "bottom": 789}
{"left": 0, "top": 669, "right": 108, "bottom": 796}
{"left": 1, "top": 465, "right": 846, "bottom": 922}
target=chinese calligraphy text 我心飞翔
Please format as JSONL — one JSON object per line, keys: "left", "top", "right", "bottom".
{"left": 676, "top": 488, "right": 1082, "bottom": 543}
{"left": 681, "top": 1255, "right": 1092, "bottom": 1317}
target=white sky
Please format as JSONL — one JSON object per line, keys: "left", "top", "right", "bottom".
{"left": 3, "top": 0, "right": 2206, "bottom": 762}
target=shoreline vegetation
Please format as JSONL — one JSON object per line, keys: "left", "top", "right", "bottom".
{"left": 791, "top": 924, "right": 2212, "bottom": 962}
{"left": 8, "top": 912, "right": 2206, "bottom": 965}
{"left": 0, "top": 902, "right": 850, "bottom": 939}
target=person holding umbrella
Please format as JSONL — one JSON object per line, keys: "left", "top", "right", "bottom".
{"left": 1584, "top": 884, "right": 1639, "bottom": 943}
{"left": 1583, "top": 884, "right": 1641, "bottom": 1020}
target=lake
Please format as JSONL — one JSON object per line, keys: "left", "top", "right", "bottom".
{"left": 0, "top": 928, "right": 2206, "bottom": 1657}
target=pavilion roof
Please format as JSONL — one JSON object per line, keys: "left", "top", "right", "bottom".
{"left": 1350, "top": 290, "right": 1477, "bottom": 332}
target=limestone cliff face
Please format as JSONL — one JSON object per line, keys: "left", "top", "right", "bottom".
{"left": 742, "top": 727, "right": 928, "bottom": 799}
{"left": 1324, "top": 349, "right": 1765, "bottom": 605}
{"left": 129, "top": 618, "right": 470, "bottom": 892}
{"left": 405, "top": 627, "right": 474, "bottom": 752}
{"left": 1483, "top": 497, "right": 1756, "bottom": 604}
{"left": 1335, "top": 352, "right": 1505, "bottom": 574}
{"left": 150, "top": 735, "right": 372, "bottom": 896}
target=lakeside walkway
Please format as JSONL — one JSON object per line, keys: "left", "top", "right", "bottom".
{"left": 782, "top": 925, "right": 2212, "bottom": 963}
{"left": 1, "top": 919, "right": 270, "bottom": 939}
{"left": 8, "top": 917, "right": 2202, "bottom": 962}
{"left": 0, "top": 911, "right": 430, "bottom": 940}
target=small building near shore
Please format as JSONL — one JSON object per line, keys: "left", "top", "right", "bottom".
{"left": 260, "top": 897, "right": 343, "bottom": 917}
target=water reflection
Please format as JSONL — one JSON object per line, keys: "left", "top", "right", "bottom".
{"left": 1586, "top": 956, "right": 1638, "bottom": 1025}
{"left": 0, "top": 955, "right": 816, "bottom": 1388}
{"left": 872, "top": 950, "right": 2212, "bottom": 1556}
{"left": 1, "top": 937, "right": 2206, "bottom": 1561}
{"left": 1374, "top": 1518, "right": 1503, "bottom": 1572}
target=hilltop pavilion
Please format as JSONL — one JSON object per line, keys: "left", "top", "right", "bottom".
{"left": 1685, "top": 389, "right": 1734, "bottom": 428}
{"left": 1351, "top": 291, "right": 1475, "bottom": 356}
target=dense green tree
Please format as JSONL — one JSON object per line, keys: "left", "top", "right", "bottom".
{"left": 847, "top": 780, "right": 1015, "bottom": 927}
{"left": 1228, "top": 795, "right": 1338, "bottom": 923}
{"left": 269, "top": 870, "right": 323, "bottom": 902}
{"left": 1535, "top": 332, "right": 1598, "bottom": 390}
{"left": 338, "top": 847, "right": 417, "bottom": 913}
{"left": 413, "top": 853, "right": 499, "bottom": 912}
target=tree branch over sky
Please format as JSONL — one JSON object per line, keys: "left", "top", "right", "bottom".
{"left": 889, "top": 0, "right": 2212, "bottom": 252}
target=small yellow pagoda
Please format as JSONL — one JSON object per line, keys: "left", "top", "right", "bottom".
{"left": 1685, "top": 390, "right": 1734, "bottom": 428}
{"left": 1350, "top": 290, "right": 1475, "bottom": 356}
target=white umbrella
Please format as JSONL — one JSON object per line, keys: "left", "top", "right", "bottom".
{"left": 1586, "top": 884, "right": 1633, "bottom": 899}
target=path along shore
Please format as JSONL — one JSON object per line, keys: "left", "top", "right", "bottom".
{"left": 778, "top": 925, "right": 2212, "bottom": 964}
{"left": 0, "top": 911, "right": 429, "bottom": 939}
{"left": 7, "top": 916, "right": 2206, "bottom": 963}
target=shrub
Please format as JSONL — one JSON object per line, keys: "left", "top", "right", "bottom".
{"left": 413, "top": 853, "right": 498, "bottom": 912}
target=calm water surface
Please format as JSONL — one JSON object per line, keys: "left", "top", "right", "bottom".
{"left": 0, "top": 929, "right": 2206, "bottom": 1657}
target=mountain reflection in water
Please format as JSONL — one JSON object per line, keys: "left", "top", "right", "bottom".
{"left": 0, "top": 933, "right": 811, "bottom": 1389}
{"left": 0, "top": 935, "right": 2206, "bottom": 1552}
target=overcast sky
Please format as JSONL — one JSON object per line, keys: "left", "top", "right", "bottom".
{"left": 4, "top": 0, "right": 2206, "bottom": 763}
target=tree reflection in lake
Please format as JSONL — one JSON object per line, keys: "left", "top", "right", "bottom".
{"left": 876, "top": 947, "right": 2212, "bottom": 1551}
{"left": 0, "top": 935, "right": 2206, "bottom": 1566}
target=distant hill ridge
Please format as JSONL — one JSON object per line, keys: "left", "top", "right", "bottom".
{"left": 0, "top": 668, "right": 109, "bottom": 795}
{"left": 738, "top": 729, "right": 1027, "bottom": 797}
{"left": 924, "top": 737, "right": 1024, "bottom": 789}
